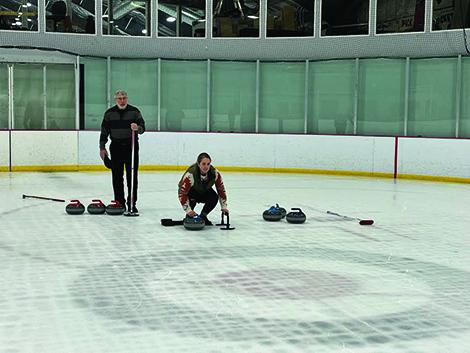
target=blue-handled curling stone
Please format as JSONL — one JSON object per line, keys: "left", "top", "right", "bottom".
{"left": 184, "top": 215, "right": 206, "bottom": 230}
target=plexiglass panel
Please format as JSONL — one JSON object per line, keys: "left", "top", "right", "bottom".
{"left": 158, "top": 1, "right": 205, "bottom": 37}
{"left": 322, "top": 0, "right": 369, "bottom": 36}
{"left": 210, "top": 61, "right": 256, "bottom": 132}
{"left": 14, "top": 64, "right": 44, "bottom": 130}
{"left": 161, "top": 60, "right": 207, "bottom": 131}
{"left": 408, "top": 58, "right": 457, "bottom": 137}
{"left": 0, "top": 64, "right": 8, "bottom": 129}
{"left": 259, "top": 62, "right": 305, "bottom": 134}
{"left": 358, "top": 59, "right": 406, "bottom": 136}
{"left": 83, "top": 58, "right": 107, "bottom": 130}
{"left": 213, "top": 0, "right": 260, "bottom": 37}
{"left": 46, "top": 0, "right": 95, "bottom": 33}
{"left": 377, "top": 0, "right": 425, "bottom": 34}
{"left": 1, "top": 0, "right": 38, "bottom": 31}
{"left": 433, "top": 0, "right": 463, "bottom": 31}
{"left": 459, "top": 57, "right": 470, "bottom": 138}
{"left": 266, "top": 0, "right": 313, "bottom": 37}
{"left": 111, "top": 60, "right": 158, "bottom": 130}
{"left": 46, "top": 64, "right": 75, "bottom": 129}
{"left": 103, "top": 0, "right": 150, "bottom": 36}
{"left": 308, "top": 60, "right": 355, "bottom": 134}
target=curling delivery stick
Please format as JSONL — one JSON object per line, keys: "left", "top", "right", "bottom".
{"left": 327, "top": 211, "right": 374, "bottom": 226}
{"left": 22, "top": 194, "right": 65, "bottom": 202}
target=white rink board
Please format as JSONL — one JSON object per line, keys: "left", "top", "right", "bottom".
{"left": 0, "top": 131, "right": 9, "bottom": 168}
{"left": 11, "top": 131, "right": 78, "bottom": 167}
{"left": 128, "top": 132, "right": 395, "bottom": 173}
{"left": 78, "top": 130, "right": 102, "bottom": 166}
{"left": 274, "top": 134, "right": 395, "bottom": 173}
{"left": 398, "top": 137, "right": 470, "bottom": 179}
{"left": 6, "top": 131, "right": 470, "bottom": 180}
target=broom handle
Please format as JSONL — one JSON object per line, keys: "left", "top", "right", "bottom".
{"left": 130, "top": 129, "right": 135, "bottom": 209}
{"left": 22, "top": 194, "right": 65, "bottom": 202}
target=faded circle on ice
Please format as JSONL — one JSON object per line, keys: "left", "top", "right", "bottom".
{"left": 70, "top": 247, "right": 470, "bottom": 347}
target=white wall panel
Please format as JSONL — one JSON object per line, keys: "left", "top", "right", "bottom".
{"left": 0, "top": 131, "right": 9, "bottom": 169}
{"left": 174, "top": 133, "right": 277, "bottom": 168}
{"left": 372, "top": 137, "right": 397, "bottom": 174}
{"left": 398, "top": 138, "right": 470, "bottom": 179}
{"left": 274, "top": 135, "right": 395, "bottom": 174}
{"left": 11, "top": 131, "right": 78, "bottom": 168}
{"left": 5, "top": 131, "right": 470, "bottom": 182}
{"left": 78, "top": 131, "right": 102, "bottom": 166}
{"left": 140, "top": 132, "right": 181, "bottom": 166}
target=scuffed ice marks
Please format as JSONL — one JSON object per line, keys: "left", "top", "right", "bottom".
{"left": 69, "top": 246, "right": 470, "bottom": 348}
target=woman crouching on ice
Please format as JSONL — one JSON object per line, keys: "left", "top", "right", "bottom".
{"left": 178, "top": 152, "right": 229, "bottom": 225}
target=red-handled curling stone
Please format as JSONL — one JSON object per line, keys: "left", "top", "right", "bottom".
{"left": 87, "top": 199, "right": 106, "bottom": 214}
{"left": 65, "top": 200, "right": 85, "bottom": 215}
{"left": 105, "top": 200, "right": 126, "bottom": 215}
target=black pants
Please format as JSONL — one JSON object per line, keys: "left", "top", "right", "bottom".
{"left": 110, "top": 140, "right": 139, "bottom": 208}
{"left": 188, "top": 188, "right": 218, "bottom": 216}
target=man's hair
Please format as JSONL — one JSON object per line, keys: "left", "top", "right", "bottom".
{"left": 197, "top": 152, "right": 211, "bottom": 163}
{"left": 114, "top": 90, "right": 128, "bottom": 97}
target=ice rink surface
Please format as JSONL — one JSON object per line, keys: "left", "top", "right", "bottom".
{"left": 1, "top": 171, "right": 470, "bottom": 353}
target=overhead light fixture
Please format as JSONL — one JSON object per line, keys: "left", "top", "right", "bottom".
{"left": 166, "top": 17, "right": 176, "bottom": 23}
{"left": 142, "top": 29, "right": 147, "bottom": 34}
{"left": 198, "top": 19, "right": 206, "bottom": 22}
{"left": 22, "top": 4, "right": 27, "bottom": 8}
{"left": 247, "top": 15, "right": 258, "bottom": 19}
{"left": 16, "top": 21, "right": 22, "bottom": 25}
{"left": 102, "top": 14, "right": 108, "bottom": 18}
{"left": 27, "top": 2, "right": 32, "bottom": 6}
{"left": 27, "top": 18, "right": 32, "bottom": 22}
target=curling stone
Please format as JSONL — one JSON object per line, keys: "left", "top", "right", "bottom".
{"left": 87, "top": 199, "right": 106, "bottom": 215}
{"left": 184, "top": 215, "right": 205, "bottom": 231}
{"left": 105, "top": 200, "right": 126, "bottom": 215}
{"left": 65, "top": 200, "right": 85, "bottom": 215}
{"left": 262, "top": 206, "right": 282, "bottom": 221}
{"left": 286, "top": 208, "right": 307, "bottom": 224}
{"left": 275, "top": 204, "right": 287, "bottom": 219}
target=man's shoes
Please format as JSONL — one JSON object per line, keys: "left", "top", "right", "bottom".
{"left": 200, "top": 215, "right": 212, "bottom": 226}
{"left": 124, "top": 205, "right": 139, "bottom": 216}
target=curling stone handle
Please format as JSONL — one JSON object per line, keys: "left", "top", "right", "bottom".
{"left": 291, "top": 208, "right": 302, "bottom": 212}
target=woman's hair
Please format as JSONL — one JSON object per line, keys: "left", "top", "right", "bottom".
{"left": 197, "top": 152, "right": 211, "bottom": 163}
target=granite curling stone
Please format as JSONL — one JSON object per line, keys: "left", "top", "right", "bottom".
{"left": 87, "top": 199, "right": 106, "bottom": 214}
{"left": 262, "top": 206, "right": 282, "bottom": 221}
{"left": 105, "top": 200, "right": 126, "bottom": 215}
{"left": 66, "top": 200, "right": 85, "bottom": 215}
{"left": 275, "top": 203, "right": 287, "bottom": 219}
{"left": 184, "top": 215, "right": 206, "bottom": 230}
{"left": 286, "top": 208, "right": 307, "bottom": 224}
